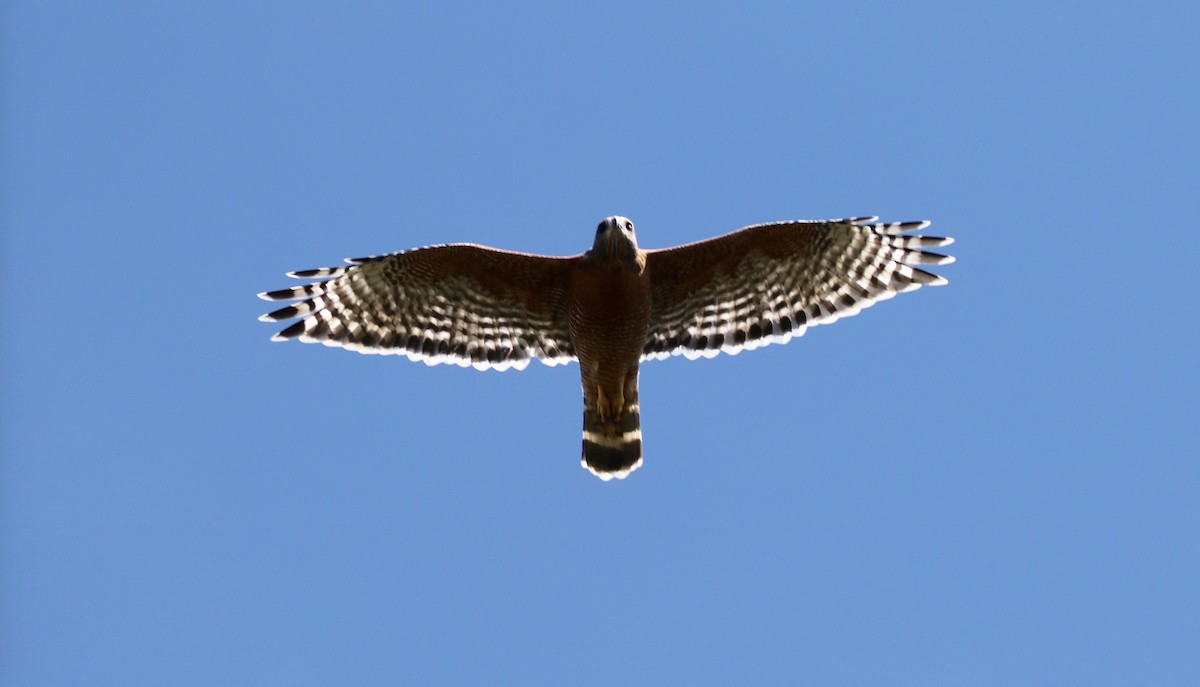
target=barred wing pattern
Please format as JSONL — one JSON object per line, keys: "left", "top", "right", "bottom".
{"left": 642, "top": 218, "right": 954, "bottom": 361}
{"left": 258, "top": 244, "right": 578, "bottom": 371}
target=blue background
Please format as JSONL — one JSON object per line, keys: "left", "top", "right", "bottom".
{"left": 3, "top": 2, "right": 1197, "bottom": 684}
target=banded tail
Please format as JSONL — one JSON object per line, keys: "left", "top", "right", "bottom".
{"left": 581, "top": 402, "right": 643, "bottom": 480}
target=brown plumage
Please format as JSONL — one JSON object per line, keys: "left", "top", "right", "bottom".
{"left": 259, "top": 215, "right": 954, "bottom": 480}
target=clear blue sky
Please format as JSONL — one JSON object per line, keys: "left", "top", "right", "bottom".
{"left": 3, "top": 2, "right": 1197, "bottom": 685}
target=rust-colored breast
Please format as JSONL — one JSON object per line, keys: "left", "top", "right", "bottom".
{"left": 568, "top": 254, "right": 652, "bottom": 378}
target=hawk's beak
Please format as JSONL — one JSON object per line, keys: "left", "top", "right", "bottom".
{"left": 604, "top": 223, "right": 624, "bottom": 249}
{"left": 592, "top": 216, "right": 638, "bottom": 258}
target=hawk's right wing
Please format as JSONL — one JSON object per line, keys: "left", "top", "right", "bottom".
{"left": 259, "top": 244, "right": 579, "bottom": 371}
{"left": 642, "top": 217, "right": 954, "bottom": 360}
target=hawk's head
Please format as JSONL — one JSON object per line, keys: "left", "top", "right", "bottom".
{"left": 592, "top": 216, "right": 640, "bottom": 261}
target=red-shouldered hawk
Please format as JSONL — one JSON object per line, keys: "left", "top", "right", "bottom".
{"left": 259, "top": 216, "right": 954, "bottom": 480}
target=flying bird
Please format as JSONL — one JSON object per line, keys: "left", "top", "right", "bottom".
{"left": 259, "top": 216, "right": 954, "bottom": 480}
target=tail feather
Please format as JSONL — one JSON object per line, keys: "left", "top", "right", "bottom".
{"left": 581, "top": 404, "right": 642, "bottom": 480}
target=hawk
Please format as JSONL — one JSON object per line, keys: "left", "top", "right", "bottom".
{"left": 259, "top": 216, "right": 954, "bottom": 480}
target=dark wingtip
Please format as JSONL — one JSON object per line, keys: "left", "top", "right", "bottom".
{"left": 288, "top": 268, "right": 325, "bottom": 278}
{"left": 259, "top": 304, "right": 300, "bottom": 323}
{"left": 271, "top": 320, "right": 307, "bottom": 341}
{"left": 259, "top": 287, "right": 301, "bottom": 301}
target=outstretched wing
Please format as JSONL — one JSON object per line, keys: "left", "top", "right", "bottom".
{"left": 259, "top": 244, "right": 579, "bottom": 371}
{"left": 642, "top": 217, "right": 954, "bottom": 360}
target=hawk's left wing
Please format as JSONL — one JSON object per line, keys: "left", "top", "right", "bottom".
{"left": 642, "top": 217, "right": 954, "bottom": 360}
{"left": 259, "top": 244, "right": 579, "bottom": 371}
